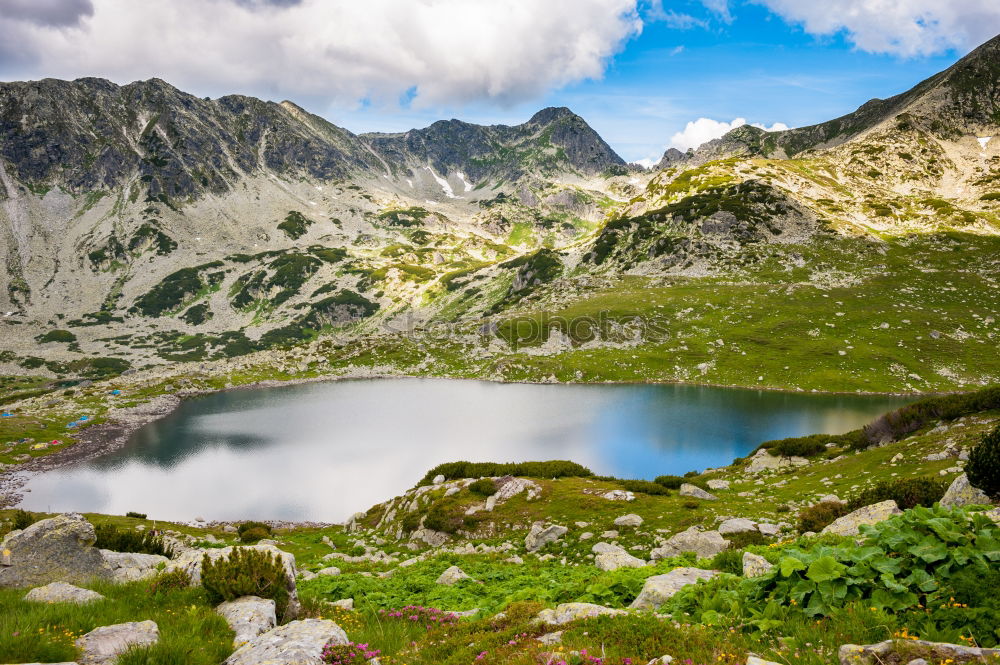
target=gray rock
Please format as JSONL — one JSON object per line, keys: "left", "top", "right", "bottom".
{"left": 316, "top": 566, "right": 341, "bottom": 577}
{"left": 601, "top": 490, "right": 635, "bottom": 501}
{"left": 224, "top": 619, "right": 348, "bottom": 665}
{"left": 436, "top": 565, "right": 472, "bottom": 586}
{"left": 525, "top": 523, "right": 568, "bottom": 552}
{"left": 742, "top": 552, "right": 774, "bottom": 578}
{"left": 166, "top": 544, "right": 299, "bottom": 620}
{"left": 940, "top": 474, "right": 992, "bottom": 508}
{"left": 757, "top": 523, "right": 780, "bottom": 537}
{"left": 25, "top": 582, "right": 105, "bottom": 604}
{"left": 718, "top": 518, "right": 757, "bottom": 535}
{"left": 821, "top": 500, "right": 902, "bottom": 537}
{"left": 330, "top": 598, "right": 353, "bottom": 611}
{"left": 101, "top": 550, "right": 169, "bottom": 583}
{"left": 410, "top": 527, "right": 451, "bottom": 547}
{"left": 0, "top": 513, "right": 112, "bottom": 588}
{"left": 838, "top": 639, "right": 1000, "bottom": 665}
{"left": 630, "top": 568, "right": 720, "bottom": 610}
{"left": 536, "top": 603, "right": 627, "bottom": 625}
{"left": 76, "top": 620, "right": 159, "bottom": 665}
{"left": 591, "top": 542, "right": 625, "bottom": 555}
{"left": 614, "top": 514, "right": 643, "bottom": 527}
{"left": 679, "top": 484, "right": 718, "bottom": 500}
{"left": 537, "top": 631, "right": 564, "bottom": 645}
{"left": 646, "top": 657, "right": 674, "bottom": 665}
{"left": 595, "top": 550, "right": 647, "bottom": 571}
{"left": 216, "top": 596, "right": 277, "bottom": 647}
{"left": 706, "top": 479, "right": 730, "bottom": 490}
{"left": 746, "top": 656, "right": 781, "bottom": 665}
{"left": 650, "top": 527, "right": 729, "bottom": 559}
{"left": 745, "top": 449, "right": 808, "bottom": 473}
{"left": 432, "top": 474, "right": 446, "bottom": 484}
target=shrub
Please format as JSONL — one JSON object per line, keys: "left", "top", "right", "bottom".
{"left": 94, "top": 523, "right": 173, "bottom": 557}
{"left": 760, "top": 434, "right": 830, "bottom": 458}
{"left": 797, "top": 501, "right": 850, "bottom": 533}
{"left": 618, "top": 479, "right": 670, "bottom": 496}
{"left": 710, "top": 549, "right": 744, "bottom": 576}
{"left": 147, "top": 568, "right": 191, "bottom": 595}
{"left": 322, "top": 641, "right": 382, "bottom": 665}
{"left": 846, "top": 476, "right": 948, "bottom": 511}
{"left": 726, "top": 531, "right": 767, "bottom": 549}
{"left": 36, "top": 329, "right": 76, "bottom": 344}
{"left": 12, "top": 509, "right": 37, "bottom": 530}
{"left": 239, "top": 527, "right": 271, "bottom": 543}
{"left": 400, "top": 513, "right": 421, "bottom": 533}
{"left": 237, "top": 521, "right": 272, "bottom": 539}
{"left": 967, "top": 424, "right": 1000, "bottom": 499}
{"left": 653, "top": 475, "right": 686, "bottom": 489}
{"left": 468, "top": 479, "right": 498, "bottom": 496}
{"left": 423, "top": 503, "right": 465, "bottom": 534}
{"left": 682, "top": 500, "right": 700, "bottom": 510}
{"left": 418, "top": 460, "right": 592, "bottom": 485}
{"left": 201, "top": 547, "right": 289, "bottom": 617}
{"left": 126, "top": 511, "right": 147, "bottom": 519}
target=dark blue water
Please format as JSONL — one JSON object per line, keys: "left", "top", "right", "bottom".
{"left": 19, "top": 379, "right": 912, "bottom": 521}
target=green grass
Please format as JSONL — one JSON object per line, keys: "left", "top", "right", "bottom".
{"left": 0, "top": 581, "right": 232, "bottom": 665}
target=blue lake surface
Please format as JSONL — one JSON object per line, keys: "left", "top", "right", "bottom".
{"left": 19, "top": 379, "right": 913, "bottom": 521}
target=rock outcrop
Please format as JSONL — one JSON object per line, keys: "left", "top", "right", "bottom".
{"left": 630, "top": 567, "right": 720, "bottom": 610}
{"left": 940, "top": 473, "right": 992, "bottom": 508}
{"left": 536, "top": 603, "right": 628, "bottom": 625}
{"left": 0, "top": 514, "right": 111, "bottom": 588}
{"left": 821, "top": 500, "right": 902, "bottom": 537}
{"left": 223, "top": 619, "right": 349, "bottom": 665}
{"left": 215, "top": 596, "right": 277, "bottom": 647}
{"left": 650, "top": 527, "right": 729, "bottom": 559}
{"left": 525, "top": 523, "right": 568, "bottom": 552}
{"left": 76, "top": 620, "right": 159, "bottom": 665}
{"left": 24, "top": 581, "right": 105, "bottom": 604}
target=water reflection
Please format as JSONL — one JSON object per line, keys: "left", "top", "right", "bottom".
{"left": 19, "top": 379, "right": 912, "bottom": 522}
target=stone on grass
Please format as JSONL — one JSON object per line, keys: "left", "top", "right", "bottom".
{"left": 837, "top": 639, "right": 1000, "bottom": 665}
{"left": 525, "top": 523, "right": 568, "bottom": 552}
{"left": 614, "top": 514, "right": 643, "bottom": 527}
{"left": 940, "top": 474, "right": 992, "bottom": 508}
{"left": 224, "top": 619, "right": 348, "bottom": 665}
{"left": 595, "top": 550, "right": 647, "bottom": 571}
{"left": 0, "top": 513, "right": 112, "bottom": 588}
{"left": 821, "top": 500, "right": 901, "bottom": 537}
{"left": 718, "top": 518, "right": 757, "bottom": 535}
{"left": 746, "top": 656, "right": 781, "bottom": 665}
{"left": 537, "top": 631, "right": 563, "bottom": 645}
{"left": 24, "top": 582, "right": 105, "bottom": 605}
{"left": 436, "top": 565, "right": 472, "bottom": 586}
{"left": 601, "top": 490, "right": 635, "bottom": 501}
{"left": 536, "top": 603, "right": 627, "bottom": 625}
{"left": 432, "top": 474, "right": 445, "bottom": 484}
{"left": 757, "top": 523, "right": 780, "bottom": 537}
{"left": 630, "top": 568, "right": 720, "bottom": 610}
{"left": 679, "top": 484, "right": 718, "bottom": 500}
{"left": 707, "top": 479, "right": 730, "bottom": 490}
{"left": 330, "top": 598, "right": 354, "bottom": 611}
{"left": 742, "top": 552, "right": 774, "bottom": 578}
{"left": 76, "top": 620, "right": 159, "bottom": 665}
{"left": 316, "top": 566, "right": 341, "bottom": 577}
{"left": 101, "top": 550, "right": 169, "bottom": 583}
{"left": 646, "top": 657, "right": 674, "bottom": 664}
{"left": 650, "top": 527, "right": 729, "bottom": 559}
{"left": 216, "top": 596, "right": 277, "bottom": 647}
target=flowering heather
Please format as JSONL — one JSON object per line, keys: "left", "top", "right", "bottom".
{"left": 380, "top": 605, "right": 460, "bottom": 630}
{"left": 321, "top": 640, "right": 381, "bottom": 665}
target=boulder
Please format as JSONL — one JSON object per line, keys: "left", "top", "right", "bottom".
{"left": 224, "top": 619, "right": 348, "bottom": 665}
{"left": 601, "top": 490, "right": 635, "bottom": 501}
{"left": 76, "top": 620, "right": 159, "bottom": 665}
{"left": 630, "top": 568, "right": 720, "bottom": 610}
{"left": 940, "top": 474, "right": 992, "bottom": 508}
{"left": 707, "top": 479, "right": 730, "bottom": 490}
{"left": 718, "top": 518, "right": 757, "bottom": 535}
{"left": 838, "top": 639, "right": 1000, "bottom": 665}
{"left": 646, "top": 657, "right": 674, "bottom": 665}
{"left": 679, "top": 484, "right": 718, "bottom": 500}
{"left": 166, "top": 544, "right": 299, "bottom": 620}
{"left": 821, "top": 500, "right": 901, "bottom": 537}
{"left": 650, "top": 527, "right": 729, "bottom": 559}
{"left": 101, "top": 550, "right": 169, "bottom": 583}
{"left": 410, "top": 527, "right": 451, "bottom": 547}
{"left": 216, "top": 596, "right": 277, "bottom": 647}
{"left": 741, "top": 552, "right": 773, "bottom": 578}
{"left": 432, "top": 474, "right": 445, "bottom": 484}
{"left": 525, "top": 523, "right": 568, "bottom": 552}
{"left": 316, "top": 567, "right": 341, "bottom": 577}
{"left": 757, "top": 523, "right": 780, "bottom": 537}
{"left": 745, "top": 449, "right": 808, "bottom": 473}
{"left": 614, "top": 514, "right": 643, "bottom": 527}
{"left": 330, "top": 598, "right": 354, "bottom": 611}
{"left": 595, "top": 550, "right": 647, "bottom": 571}
{"left": 746, "top": 656, "right": 781, "bottom": 665}
{"left": 536, "top": 603, "right": 627, "bottom": 625}
{"left": 436, "top": 565, "right": 472, "bottom": 586}
{"left": 537, "top": 631, "right": 564, "bottom": 645}
{"left": 25, "top": 582, "right": 105, "bottom": 605}
{"left": 0, "top": 513, "right": 112, "bottom": 588}
{"left": 591, "top": 542, "right": 624, "bottom": 555}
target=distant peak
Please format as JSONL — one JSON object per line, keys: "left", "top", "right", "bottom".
{"left": 528, "top": 107, "right": 578, "bottom": 125}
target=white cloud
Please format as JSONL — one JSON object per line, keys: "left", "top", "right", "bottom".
{"left": 756, "top": 0, "right": 1000, "bottom": 56}
{"left": 0, "top": 0, "right": 643, "bottom": 107}
{"left": 668, "top": 117, "right": 789, "bottom": 151}
{"left": 632, "top": 157, "right": 658, "bottom": 168}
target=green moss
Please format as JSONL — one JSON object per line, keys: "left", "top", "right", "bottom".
{"left": 277, "top": 211, "right": 313, "bottom": 239}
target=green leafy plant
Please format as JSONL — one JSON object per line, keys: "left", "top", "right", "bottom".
{"left": 201, "top": 547, "right": 289, "bottom": 617}
{"left": 94, "top": 524, "right": 172, "bottom": 557}
{"left": 967, "top": 424, "right": 1000, "bottom": 499}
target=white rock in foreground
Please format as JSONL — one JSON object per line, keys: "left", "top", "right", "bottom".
{"left": 630, "top": 568, "right": 720, "bottom": 610}
{"left": 76, "top": 620, "right": 159, "bottom": 665}
{"left": 742, "top": 552, "right": 774, "bottom": 578}
{"left": 679, "top": 484, "right": 718, "bottom": 500}
{"left": 24, "top": 582, "right": 105, "bottom": 605}
{"left": 224, "top": 619, "right": 348, "bottom": 665}
{"left": 215, "top": 596, "right": 277, "bottom": 647}
{"left": 436, "top": 565, "right": 472, "bottom": 586}
{"left": 821, "top": 500, "right": 901, "bottom": 537}
{"left": 537, "top": 603, "right": 627, "bottom": 625}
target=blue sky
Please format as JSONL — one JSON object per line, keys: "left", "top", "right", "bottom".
{"left": 327, "top": 2, "right": 966, "bottom": 164}
{"left": 2, "top": 0, "right": 998, "bottom": 165}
